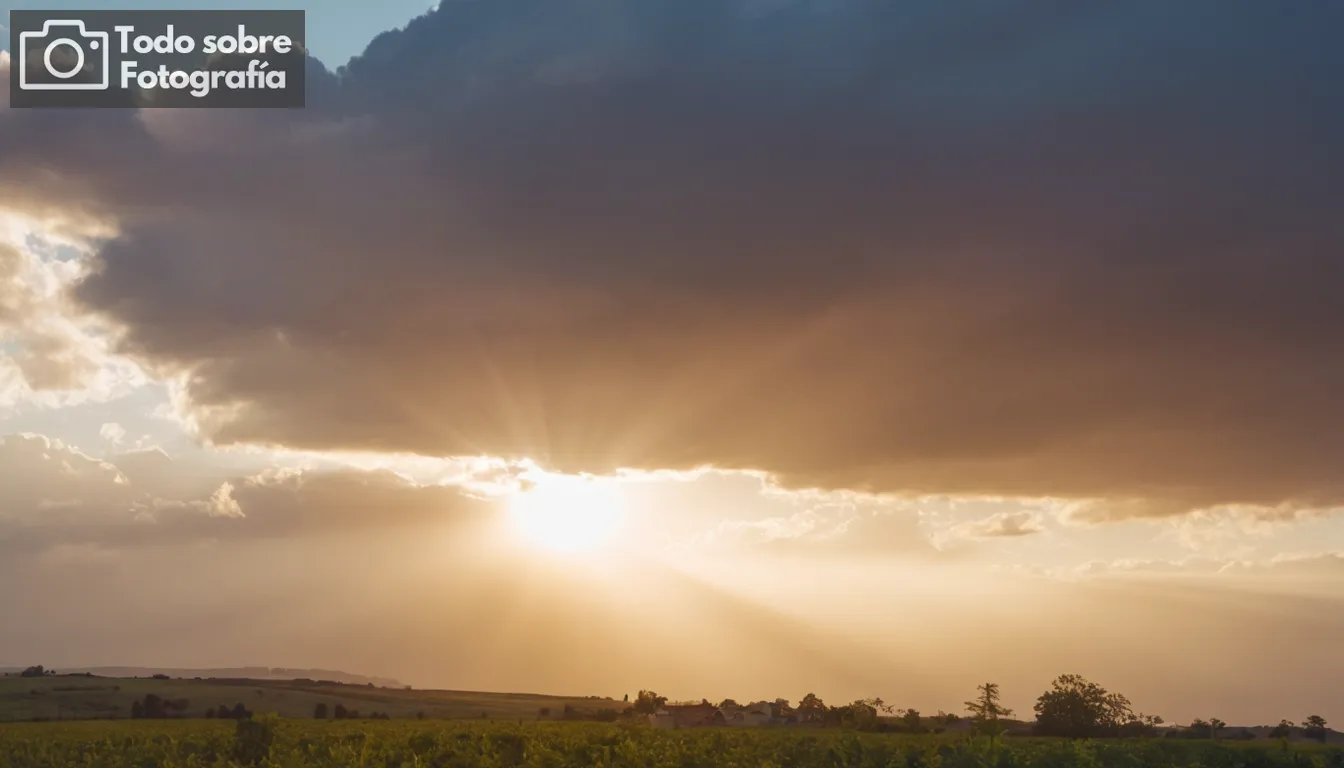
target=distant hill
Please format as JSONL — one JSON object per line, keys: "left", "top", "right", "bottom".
{"left": 0, "top": 674, "right": 624, "bottom": 722}
{"left": 0, "top": 667, "right": 402, "bottom": 688}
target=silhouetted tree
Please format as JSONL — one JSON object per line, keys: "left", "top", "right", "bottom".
{"left": 231, "top": 703, "right": 251, "bottom": 720}
{"left": 798, "top": 693, "right": 827, "bottom": 723}
{"left": 849, "top": 700, "right": 880, "bottom": 730}
{"left": 967, "top": 682, "right": 1013, "bottom": 737}
{"left": 857, "top": 698, "right": 892, "bottom": 715}
{"left": 333, "top": 704, "right": 348, "bottom": 720}
{"left": 130, "top": 700, "right": 144, "bottom": 719}
{"left": 632, "top": 690, "right": 667, "bottom": 715}
{"left": 1209, "top": 718, "right": 1226, "bottom": 739}
{"left": 141, "top": 694, "right": 167, "bottom": 719}
{"left": 1304, "top": 715, "right": 1329, "bottom": 742}
{"left": 1117, "top": 713, "right": 1163, "bottom": 738}
{"left": 20, "top": 665, "right": 46, "bottom": 678}
{"left": 314, "top": 703, "right": 328, "bottom": 719}
{"left": 206, "top": 707, "right": 217, "bottom": 719}
{"left": 1270, "top": 720, "right": 1295, "bottom": 739}
{"left": 1032, "top": 675, "right": 1133, "bottom": 738}
{"left": 719, "top": 698, "right": 740, "bottom": 709}
{"left": 902, "top": 708, "right": 924, "bottom": 732}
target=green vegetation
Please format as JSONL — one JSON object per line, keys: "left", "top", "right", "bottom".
{"left": 2, "top": 718, "right": 1342, "bottom": 768}
{"left": 0, "top": 674, "right": 621, "bottom": 723}
{"left": 2, "top": 672, "right": 1338, "bottom": 766}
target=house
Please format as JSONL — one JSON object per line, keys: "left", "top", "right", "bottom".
{"left": 649, "top": 702, "right": 724, "bottom": 729}
{"left": 739, "top": 701, "right": 775, "bottom": 727}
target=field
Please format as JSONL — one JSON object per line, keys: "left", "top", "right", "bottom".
{"left": 0, "top": 675, "right": 622, "bottom": 722}
{"left": 2, "top": 718, "right": 1343, "bottom": 768}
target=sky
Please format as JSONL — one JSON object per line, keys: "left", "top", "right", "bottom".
{"left": 3, "top": 0, "right": 1344, "bottom": 727}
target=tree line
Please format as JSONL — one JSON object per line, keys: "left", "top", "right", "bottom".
{"left": 631, "top": 675, "right": 1332, "bottom": 741}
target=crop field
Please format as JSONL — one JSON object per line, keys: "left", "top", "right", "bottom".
{"left": 0, "top": 675, "right": 620, "bottom": 723}
{"left": 2, "top": 718, "right": 1343, "bottom": 768}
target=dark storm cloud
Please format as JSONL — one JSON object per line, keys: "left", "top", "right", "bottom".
{"left": 3, "top": 1, "right": 1344, "bottom": 517}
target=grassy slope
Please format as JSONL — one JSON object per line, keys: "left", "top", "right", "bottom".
{"left": 0, "top": 675, "right": 624, "bottom": 722}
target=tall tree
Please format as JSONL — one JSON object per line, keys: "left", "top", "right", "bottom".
{"left": 966, "top": 683, "right": 1013, "bottom": 722}
{"left": 1303, "top": 715, "right": 1329, "bottom": 742}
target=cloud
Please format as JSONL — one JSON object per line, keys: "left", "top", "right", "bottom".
{"left": 0, "top": 237, "right": 145, "bottom": 410}
{"left": 0, "top": 432, "right": 496, "bottom": 556}
{"left": 948, "top": 510, "right": 1045, "bottom": 540}
{"left": 1072, "top": 552, "right": 1344, "bottom": 589}
{"left": 4, "top": 1, "right": 1344, "bottom": 516}
{"left": 99, "top": 422, "right": 127, "bottom": 444}
{"left": 0, "top": 243, "right": 97, "bottom": 390}
{"left": 702, "top": 502, "right": 939, "bottom": 559}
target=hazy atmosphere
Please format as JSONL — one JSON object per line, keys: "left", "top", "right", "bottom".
{"left": 3, "top": 0, "right": 1343, "bottom": 729}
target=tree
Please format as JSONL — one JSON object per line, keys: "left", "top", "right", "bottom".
{"left": 314, "top": 703, "right": 328, "bottom": 719}
{"left": 632, "top": 690, "right": 667, "bottom": 715}
{"left": 1177, "top": 719, "right": 1214, "bottom": 739}
{"left": 20, "top": 665, "right": 46, "bottom": 678}
{"left": 1032, "top": 674, "right": 1134, "bottom": 738}
{"left": 141, "top": 694, "right": 167, "bottom": 719}
{"left": 966, "top": 682, "right": 1014, "bottom": 736}
{"left": 967, "top": 683, "right": 1013, "bottom": 722}
{"left": 902, "top": 708, "right": 925, "bottom": 733}
{"left": 333, "top": 704, "right": 348, "bottom": 720}
{"left": 834, "top": 700, "right": 879, "bottom": 730}
{"left": 1270, "top": 720, "right": 1295, "bottom": 739}
{"left": 1118, "top": 713, "right": 1163, "bottom": 738}
{"left": 205, "top": 707, "right": 217, "bottom": 719}
{"left": 856, "top": 697, "right": 893, "bottom": 715}
{"left": 130, "top": 700, "right": 144, "bottom": 719}
{"left": 1304, "top": 715, "right": 1329, "bottom": 743}
{"left": 1209, "top": 718, "right": 1225, "bottom": 739}
{"left": 718, "top": 698, "right": 740, "bottom": 710}
{"left": 798, "top": 693, "right": 827, "bottom": 723}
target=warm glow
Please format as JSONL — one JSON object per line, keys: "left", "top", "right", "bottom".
{"left": 508, "top": 475, "right": 622, "bottom": 554}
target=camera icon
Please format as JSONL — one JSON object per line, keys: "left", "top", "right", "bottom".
{"left": 18, "top": 20, "right": 111, "bottom": 91}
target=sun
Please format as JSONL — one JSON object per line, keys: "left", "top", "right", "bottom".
{"left": 507, "top": 475, "right": 622, "bottom": 554}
